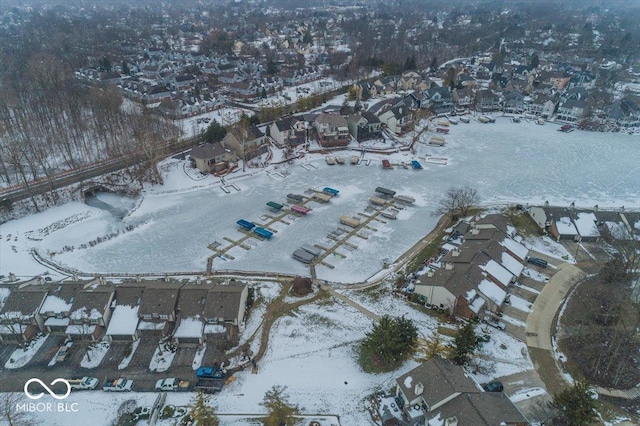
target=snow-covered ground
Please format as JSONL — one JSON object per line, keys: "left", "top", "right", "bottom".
{"left": 3, "top": 117, "right": 638, "bottom": 282}
{"left": 80, "top": 339, "right": 110, "bottom": 369}
{"left": 4, "top": 334, "right": 47, "bottom": 369}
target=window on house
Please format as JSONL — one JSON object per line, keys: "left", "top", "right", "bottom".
{"left": 159, "top": 314, "right": 168, "bottom": 320}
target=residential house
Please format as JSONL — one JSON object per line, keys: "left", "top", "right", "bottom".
{"left": 393, "top": 358, "right": 529, "bottom": 426}
{"left": 173, "top": 283, "right": 209, "bottom": 346}
{"left": 190, "top": 143, "right": 236, "bottom": 174}
{"left": 525, "top": 94, "right": 557, "bottom": 118}
{"left": 423, "top": 86, "right": 454, "bottom": 114}
{"left": 346, "top": 111, "right": 383, "bottom": 141}
{"left": 137, "top": 281, "right": 180, "bottom": 337}
{"left": 268, "top": 116, "right": 307, "bottom": 148}
{"left": 39, "top": 280, "right": 92, "bottom": 334}
{"left": 555, "top": 98, "right": 589, "bottom": 123}
{"left": 503, "top": 92, "right": 526, "bottom": 114}
{"left": 105, "top": 285, "right": 144, "bottom": 342}
{"left": 605, "top": 100, "right": 640, "bottom": 129}
{"left": 0, "top": 278, "right": 48, "bottom": 344}
{"left": 227, "top": 81, "right": 255, "bottom": 98}
{"left": 452, "top": 88, "right": 473, "bottom": 109}
{"left": 66, "top": 282, "right": 114, "bottom": 342}
{"left": 221, "top": 125, "right": 268, "bottom": 161}
{"left": 314, "top": 113, "right": 350, "bottom": 147}
{"left": 475, "top": 89, "right": 501, "bottom": 112}
{"left": 378, "top": 105, "right": 411, "bottom": 134}
{"left": 202, "top": 282, "right": 248, "bottom": 340}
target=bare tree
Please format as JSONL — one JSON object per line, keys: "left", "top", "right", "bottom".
{"left": 0, "top": 393, "right": 33, "bottom": 426}
{"left": 433, "top": 186, "right": 479, "bottom": 218}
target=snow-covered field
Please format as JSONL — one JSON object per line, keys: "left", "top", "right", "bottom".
{"left": 2, "top": 117, "right": 638, "bottom": 282}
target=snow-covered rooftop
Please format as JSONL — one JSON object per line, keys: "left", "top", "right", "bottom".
{"left": 478, "top": 279, "right": 507, "bottom": 306}
{"left": 500, "top": 252, "right": 524, "bottom": 277}
{"left": 555, "top": 216, "right": 578, "bottom": 236}
{"left": 500, "top": 236, "right": 528, "bottom": 260}
{"left": 480, "top": 259, "right": 514, "bottom": 287}
{"left": 174, "top": 316, "right": 203, "bottom": 338}
{"left": 105, "top": 305, "right": 140, "bottom": 336}
{"left": 573, "top": 212, "right": 600, "bottom": 237}
{"left": 39, "top": 295, "right": 73, "bottom": 314}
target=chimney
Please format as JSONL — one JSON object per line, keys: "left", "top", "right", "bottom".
{"left": 452, "top": 249, "right": 461, "bottom": 257}
{"left": 445, "top": 262, "right": 454, "bottom": 270}
{"left": 544, "top": 200, "right": 549, "bottom": 207}
{"left": 135, "top": 274, "right": 141, "bottom": 283}
{"left": 414, "top": 382, "right": 424, "bottom": 396}
{"left": 471, "top": 227, "right": 480, "bottom": 235}
{"left": 569, "top": 201, "right": 575, "bottom": 210}
{"left": 164, "top": 274, "right": 170, "bottom": 283}
{"left": 593, "top": 204, "right": 599, "bottom": 212}
{"left": 72, "top": 273, "right": 78, "bottom": 282}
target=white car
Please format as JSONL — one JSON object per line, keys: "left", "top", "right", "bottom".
{"left": 68, "top": 377, "right": 99, "bottom": 390}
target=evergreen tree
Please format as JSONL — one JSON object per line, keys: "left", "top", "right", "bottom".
{"left": 451, "top": 321, "right": 479, "bottom": 365}
{"left": 430, "top": 57, "right": 438, "bottom": 72}
{"left": 190, "top": 391, "right": 220, "bottom": 426}
{"left": 360, "top": 315, "right": 419, "bottom": 372}
{"left": 202, "top": 120, "right": 227, "bottom": 144}
{"left": 261, "top": 385, "right": 300, "bottom": 426}
{"left": 549, "top": 381, "right": 597, "bottom": 426}
{"left": 340, "top": 98, "right": 351, "bottom": 115}
{"left": 266, "top": 58, "right": 278, "bottom": 75}
{"left": 121, "top": 61, "right": 130, "bottom": 75}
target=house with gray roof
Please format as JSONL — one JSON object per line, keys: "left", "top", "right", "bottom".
{"left": 190, "top": 143, "right": 236, "bottom": 174}
{"left": 105, "top": 285, "right": 144, "bottom": 342}
{"left": 314, "top": 113, "right": 350, "bottom": 147}
{"left": 39, "top": 279, "right": 95, "bottom": 334}
{"left": 392, "top": 358, "right": 528, "bottom": 426}
{"left": 221, "top": 125, "right": 267, "bottom": 161}
{"left": 555, "top": 98, "right": 589, "bottom": 123}
{"left": 268, "top": 116, "right": 306, "bottom": 148}
{"left": 66, "top": 282, "right": 114, "bottom": 342}
{"left": 137, "top": 281, "right": 181, "bottom": 337}
{"left": 346, "top": 111, "right": 382, "bottom": 141}
{"left": 0, "top": 278, "right": 48, "bottom": 345}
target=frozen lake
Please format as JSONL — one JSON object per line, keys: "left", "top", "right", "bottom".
{"left": 2, "top": 117, "right": 639, "bottom": 282}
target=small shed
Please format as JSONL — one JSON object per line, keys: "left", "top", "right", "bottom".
{"left": 292, "top": 277, "right": 313, "bottom": 296}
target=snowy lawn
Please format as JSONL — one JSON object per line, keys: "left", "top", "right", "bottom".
{"left": 509, "top": 386, "right": 548, "bottom": 403}
{"left": 160, "top": 297, "right": 420, "bottom": 425}
{"left": 118, "top": 339, "right": 140, "bottom": 370}
{"left": 522, "top": 235, "right": 575, "bottom": 263}
{"left": 81, "top": 339, "right": 110, "bottom": 368}
{"left": 149, "top": 340, "right": 178, "bottom": 372}
{"left": 4, "top": 334, "right": 48, "bottom": 369}
{"left": 192, "top": 343, "right": 206, "bottom": 370}
{"left": 471, "top": 325, "right": 533, "bottom": 384}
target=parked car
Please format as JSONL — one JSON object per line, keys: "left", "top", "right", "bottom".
{"left": 103, "top": 378, "right": 134, "bottom": 392}
{"left": 482, "top": 381, "right": 504, "bottom": 392}
{"left": 196, "top": 366, "right": 225, "bottom": 379}
{"left": 55, "top": 341, "right": 73, "bottom": 362}
{"left": 68, "top": 377, "right": 99, "bottom": 390}
{"left": 155, "top": 378, "right": 190, "bottom": 391}
{"left": 482, "top": 317, "right": 506, "bottom": 330}
{"left": 526, "top": 256, "right": 548, "bottom": 268}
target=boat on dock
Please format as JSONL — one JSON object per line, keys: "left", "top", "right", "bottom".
{"left": 537, "top": 117, "right": 545, "bottom": 125}
{"left": 411, "top": 160, "right": 423, "bottom": 169}
{"left": 326, "top": 156, "right": 336, "bottom": 165}
{"left": 380, "top": 210, "right": 398, "bottom": 219}
{"left": 459, "top": 116, "right": 470, "bottom": 123}
{"left": 350, "top": 155, "right": 360, "bottom": 165}
{"left": 511, "top": 116, "right": 521, "bottom": 123}
{"left": 429, "top": 136, "right": 446, "bottom": 146}
{"left": 436, "top": 127, "right": 450, "bottom": 134}
{"left": 448, "top": 117, "right": 459, "bottom": 125}
{"left": 436, "top": 119, "right": 450, "bottom": 127}
{"left": 559, "top": 124, "right": 574, "bottom": 132}
{"left": 335, "top": 156, "right": 345, "bottom": 165}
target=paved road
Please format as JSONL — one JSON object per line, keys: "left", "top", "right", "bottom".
{"left": 525, "top": 263, "right": 586, "bottom": 397}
